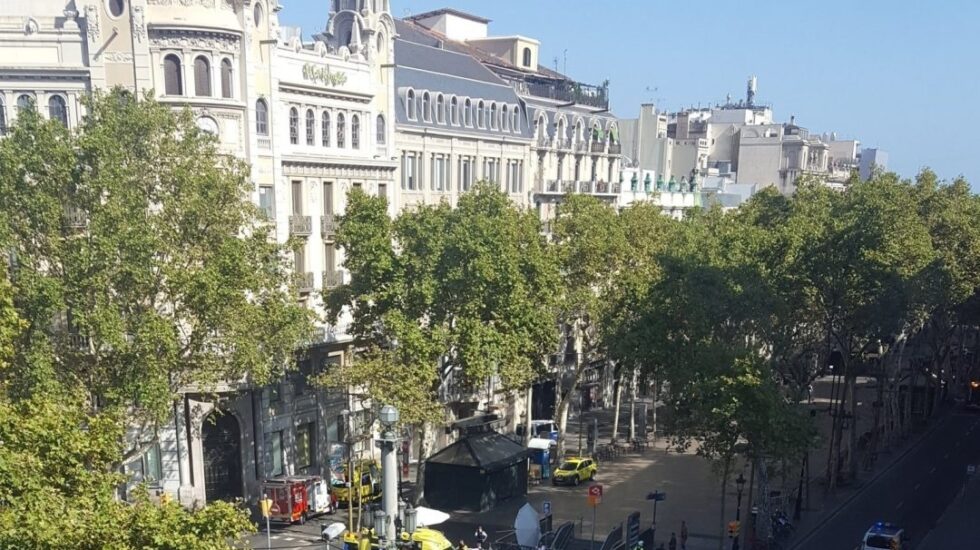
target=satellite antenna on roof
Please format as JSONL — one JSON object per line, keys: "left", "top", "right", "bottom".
{"left": 553, "top": 56, "right": 559, "bottom": 73}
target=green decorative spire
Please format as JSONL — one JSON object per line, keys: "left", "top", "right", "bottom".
{"left": 668, "top": 175, "right": 677, "bottom": 192}
{"left": 656, "top": 173, "right": 665, "bottom": 191}
{"left": 644, "top": 173, "right": 652, "bottom": 193}
{"left": 630, "top": 173, "right": 638, "bottom": 192}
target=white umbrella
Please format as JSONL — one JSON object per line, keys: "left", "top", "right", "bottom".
{"left": 514, "top": 503, "right": 540, "bottom": 548}
{"left": 415, "top": 506, "right": 451, "bottom": 527}
{"left": 321, "top": 522, "right": 347, "bottom": 541}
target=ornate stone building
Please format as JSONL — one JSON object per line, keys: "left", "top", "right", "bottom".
{"left": 0, "top": 0, "right": 395, "bottom": 509}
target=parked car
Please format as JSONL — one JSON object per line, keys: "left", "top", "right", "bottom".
{"left": 861, "top": 522, "right": 908, "bottom": 550}
{"left": 551, "top": 457, "right": 597, "bottom": 486}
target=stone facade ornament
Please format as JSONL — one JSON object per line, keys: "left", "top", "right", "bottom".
{"left": 149, "top": 30, "right": 240, "bottom": 53}
{"left": 133, "top": 6, "right": 146, "bottom": 43}
{"left": 84, "top": 4, "right": 101, "bottom": 44}
{"left": 24, "top": 17, "right": 40, "bottom": 35}
{"left": 101, "top": 51, "right": 135, "bottom": 62}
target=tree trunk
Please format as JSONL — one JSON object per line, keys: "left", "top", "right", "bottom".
{"left": 744, "top": 457, "right": 755, "bottom": 544}
{"left": 651, "top": 377, "right": 658, "bottom": 442}
{"left": 847, "top": 375, "right": 859, "bottom": 479}
{"left": 611, "top": 372, "right": 624, "bottom": 443}
{"left": 629, "top": 368, "right": 638, "bottom": 441}
{"left": 718, "top": 461, "right": 731, "bottom": 550}
{"left": 555, "top": 387, "right": 572, "bottom": 460}
{"left": 524, "top": 385, "right": 534, "bottom": 446}
{"left": 413, "top": 422, "right": 429, "bottom": 505}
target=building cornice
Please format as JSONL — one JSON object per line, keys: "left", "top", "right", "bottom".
{"left": 279, "top": 82, "right": 372, "bottom": 104}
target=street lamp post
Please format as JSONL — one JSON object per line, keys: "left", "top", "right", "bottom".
{"left": 733, "top": 473, "right": 746, "bottom": 549}
{"left": 378, "top": 405, "right": 400, "bottom": 543}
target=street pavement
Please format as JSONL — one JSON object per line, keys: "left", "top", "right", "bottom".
{"left": 792, "top": 410, "right": 980, "bottom": 550}
{"left": 917, "top": 471, "right": 980, "bottom": 549}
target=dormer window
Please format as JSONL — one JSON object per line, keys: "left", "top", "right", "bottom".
{"left": 436, "top": 94, "right": 445, "bottom": 123}
{"left": 406, "top": 90, "right": 416, "bottom": 120}
{"left": 490, "top": 103, "right": 498, "bottom": 129}
{"left": 464, "top": 98, "right": 472, "bottom": 126}
{"left": 522, "top": 47, "right": 532, "bottom": 68}
{"left": 477, "top": 100, "right": 485, "bottom": 128}
{"left": 450, "top": 96, "right": 459, "bottom": 125}
{"left": 421, "top": 92, "right": 431, "bottom": 121}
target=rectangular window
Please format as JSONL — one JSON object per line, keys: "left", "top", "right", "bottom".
{"left": 141, "top": 443, "right": 162, "bottom": 483}
{"left": 378, "top": 183, "right": 387, "bottom": 199}
{"left": 294, "top": 359, "right": 310, "bottom": 396}
{"left": 296, "top": 422, "right": 315, "bottom": 471}
{"left": 258, "top": 185, "right": 275, "bottom": 219}
{"left": 403, "top": 154, "right": 417, "bottom": 190}
{"left": 270, "top": 431, "right": 284, "bottom": 477}
{"left": 293, "top": 246, "right": 305, "bottom": 273}
{"left": 432, "top": 156, "right": 447, "bottom": 191}
{"left": 291, "top": 180, "right": 303, "bottom": 215}
{"left": 324, "top": 244, "right": 335, "bottom": 273}
{"left": 460, "top": 157, "right": 472, "bottom": 191}
{"left": 353, "top": 182, "right": 362, "bottom": 189}
{"left": 323, "top": 182, "right": 333, "bottom": 215}
{"left": 484, "top": 158, "right": 499, "bottom": 183}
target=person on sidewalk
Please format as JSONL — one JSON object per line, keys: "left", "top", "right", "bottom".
{"left": 679, "top": 521, "right": 688, "bottom": 549}
{"left": 474, "top": 526, "right": 488, "bottom": 549}
{"left": 668, "top": 533, "right": 677, "bottom": 550}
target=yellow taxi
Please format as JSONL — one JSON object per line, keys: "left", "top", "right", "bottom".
{"left": 551, "top": 457, "right": 597, "bottom": 486}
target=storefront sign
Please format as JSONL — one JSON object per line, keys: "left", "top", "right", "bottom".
{"left": 302, "top": 63, "right": 348, "bottom": 87}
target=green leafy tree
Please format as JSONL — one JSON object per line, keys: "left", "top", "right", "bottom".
{"left": 325, "top": 184, "right": 558, "bottom": 501}
{"left": 550, "top": 194, "right": 627, "bottom": 457}
{"left": 0, "top": 90, "right": 309, "bottom": 547}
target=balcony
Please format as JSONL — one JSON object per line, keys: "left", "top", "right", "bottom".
{"left": 524, "top": 79, "right": 609, "bottom": 110}
{"left": 63, "top": 206, "right": 88, "bottom": 229}
{"left": 320, "top": 214, "right": 337, "bottom": 239}
{"left": 289, "top": 215, "right": 312, "bottom": 237}
{"left": 536, "top": 134, "right": 551, "bottom": 147}
{"left": 608, "top": 143, "right": 622, "bottom": 155}
{"left": 296, "top": 271, "right": 314, "bottom": 294}
{"left": 577, "top": 181, "right": 594, "bottom": 193}
{"left": 544, "top": 180, "right": 560, "bottom": 193}
{"left": 590, "top": 141, "right": 606, "bottom": 154}
{"left": 556, "top": 138, "right": 572, "bottom": 151}
{"left": 575, "top": 141, "right": 589, "bottom": 154}
{"left": 561, "top": 181, "right": 576, "bottom": 193}
{"left": 322, "top": 269, "right": 345, "bottom": 289}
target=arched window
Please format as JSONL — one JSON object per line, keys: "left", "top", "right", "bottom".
{"left": 502, "top": 105, "right": 509, "bottom": 131}
{"left": 351, "top": 114, "right": 360, "bottom": 149}
{"left": 376, "top": 114, "right": 386, "bottom": 145}
{"left": 220, "top": 58, "right": 233, "bottom": 98}
{"left": 512, "top": 108, "right": 519, "bottom": 131}
{"left": 0, "top": 98, "right": 7, "bottom": 135}
{"left": 289, "top": 107, "right": 299, "bottom": 144}
{"left": 163, "top": 54, "right": 183, "bottom": 95}
{"left": 253, "top": 2, "right": 263, "bottom": 26}
{"left": 108, "top": 0, "right": 125, "bottom": 17}
{"left": 376, "top": 33, "right": 385, "bottom": 55}
{"left": 194, "top": 56, "right": 211, "bottom": 96}
{"left": 421, "top": 92, "right": 430, "bottom": 121}
{"left": 477, "top": 100, "right": 485, "bottom": 128}
{"left": 336, "top": 113, "right": 345, "bottom": 148}
{"left": 48, "top": 95, "right": 68, "bottom": 126}
{"left": 522, "top": 47, "right": 532, "bottom": 67}
{"left": 17, "top": 94, "right": 34, "bottom": 112}
{"left": 490, "top": 103, "right": 498, "bottom": 129}
{"left": 407, "top": 90, "right": 416, "bottom": 120}
{"left": 255, "top": 99, "right": 269, "bottom": 136}
{"left": 464, "top": 98, "right": 472, "bottom": 126}
{"left": 305, "top": 109, "right": 315, "bottom": 145}
{"left": 436, "top": 94, "right": 444, "bottom": 123}
{"left": 322, "top": 112, "right": 331, "bottom": 146}
{"left": 450, "top": 96, "right": 458, "bottom": 125}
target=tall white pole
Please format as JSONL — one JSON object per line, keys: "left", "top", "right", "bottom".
{"left": 382, "top": 436, "right": 398, "bottom": 541}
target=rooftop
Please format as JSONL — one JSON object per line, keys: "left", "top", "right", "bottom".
{"left": 405, "top": 8, "right": 491, "bottom": 25}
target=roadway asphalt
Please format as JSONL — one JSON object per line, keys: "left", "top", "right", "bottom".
{"left": 793, "top": 411, "right": 980, "bottom": 550}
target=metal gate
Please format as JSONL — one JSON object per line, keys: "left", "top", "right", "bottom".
{"left": 202, "top": 411, "right": 243, "bottom": 502}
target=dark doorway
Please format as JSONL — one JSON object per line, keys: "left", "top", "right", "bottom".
{"left": 202, "top": 411, "right": 243, "bottom": 502}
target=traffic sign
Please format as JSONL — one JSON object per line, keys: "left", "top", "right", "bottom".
{"left": 646, "top": 490, "right": 666, "bottom": 502}
{"left": 727, "top": 520, "right": 740, "bottom": 538}
{"left": 588, "top": 484, "right": 603, "bottom": 507}
{"left": 542, "top": 501, "right": 552, "bottom": 516}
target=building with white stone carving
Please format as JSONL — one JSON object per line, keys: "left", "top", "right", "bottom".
{"left": 0, "top": 0, "right": 396, "bottom": 509}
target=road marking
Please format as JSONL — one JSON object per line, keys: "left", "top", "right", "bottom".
{"left": 896, "top": 500, "right": 904, "bottom": 510}
{"left": 930, "top": 466, "right": 937, "bottom": 474}
{"left": 914, "top": 482, "right": 921, "bottom": 490}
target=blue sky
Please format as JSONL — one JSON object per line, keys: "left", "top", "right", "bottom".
{"left": 279, "top": 0, "right": 979, "bottom": 187}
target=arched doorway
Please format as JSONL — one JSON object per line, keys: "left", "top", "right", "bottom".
{"left": 202, "top": 411, "right": 243, "bottom": 502}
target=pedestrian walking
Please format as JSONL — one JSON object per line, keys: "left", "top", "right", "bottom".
{"left": 679, "top": 521, "right": 688, "bottom": 550}
{"left": 668, "top": 533, "right": 676, "bottom": 550}
{"left": 475, "top": 526, "right": 488, "bottom": 548}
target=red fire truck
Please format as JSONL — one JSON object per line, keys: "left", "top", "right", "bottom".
{"left": 262, "top": 476, "right": 334, "bottom": 524}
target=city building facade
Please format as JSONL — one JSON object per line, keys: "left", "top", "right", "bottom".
{"left": 0, "top": 0, "right": 396, "bottom": 508}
